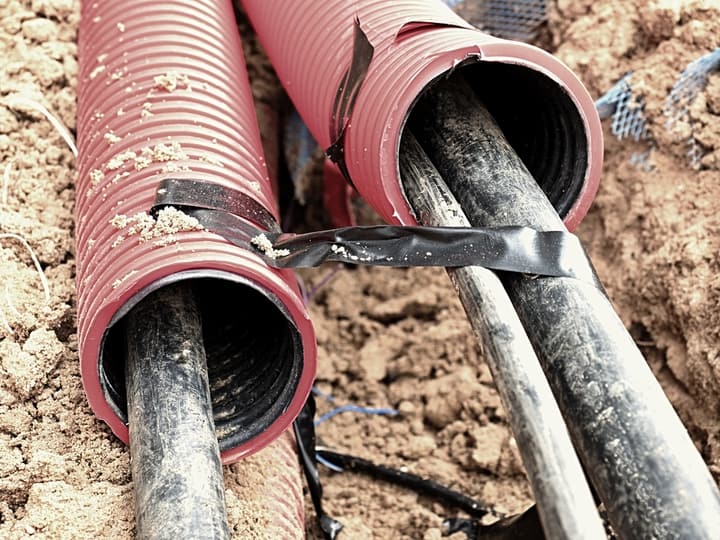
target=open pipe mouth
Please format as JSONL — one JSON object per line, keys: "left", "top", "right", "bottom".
{"left": 404, "top": 60, "right": 588, "bottom": 220}
{"left": 99, "top": 273, "right": 303, "bottom": 452}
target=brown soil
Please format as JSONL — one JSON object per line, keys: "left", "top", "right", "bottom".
{"left": 0, "top": 0, "right": 718, "bottom": 539}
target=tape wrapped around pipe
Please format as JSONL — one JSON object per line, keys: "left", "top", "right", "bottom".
{"left": 241, "top": 0, "right": 603, "bottom": 231}
{"left": 151, "top": 178, "right": 599, "bottom": 286}
{"left": 76, "top": 0, "right": 315, "bottom": 467}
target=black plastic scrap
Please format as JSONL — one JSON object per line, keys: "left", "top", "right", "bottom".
{"left": 444, "top": 507, "right": 545, "bottom": 540}
{"left": 152, "top": 178, "right": 599, "bottom": 286}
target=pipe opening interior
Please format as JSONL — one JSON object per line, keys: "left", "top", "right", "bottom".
{"left": 402, "top": 61, "right": 588, "bottom": 219}
{"left": 100, "top": 276, "right": 303, "bottom": 452}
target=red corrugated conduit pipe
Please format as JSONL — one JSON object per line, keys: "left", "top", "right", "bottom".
{"left": 241, "top": 0, "right": 602, "bottom": 231}
{"left": 76, "top": 0, "right": 309, "bottom": 537}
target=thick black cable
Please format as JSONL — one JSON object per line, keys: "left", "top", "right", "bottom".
{"left": 125, "top": 282, "right": 229, "bottom": 539}
{"left": 409, "top": 75, "right": 720, "bottom": 539}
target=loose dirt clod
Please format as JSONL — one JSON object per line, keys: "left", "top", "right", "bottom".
{"left": 198, "top": 153, "right": 224, "bottom": 167}
{"left": 153, "top": 71, "right": 190, "bottom": 92}
{"left": 106, "top": 150, "right": 137, "bottom": 170}
{"left": 161, "top": 163, "right": 190, "bottom": 173}
{"left": 251, "top": 233, "right": 289, "bottom": 259}
{"left": 89, "top": 64, "right": 105, "bottom": 79}
{"left": 89, "top": 169, "right": 104, "bottom": 185}
{"left": 150, "top": 141, "right": 188, "bottom": 162}
{"left": 104, "top": 131, "right": 121, "bottom": 144}
{"left": 111, "top": 207, "right": 204, "bottom": 247}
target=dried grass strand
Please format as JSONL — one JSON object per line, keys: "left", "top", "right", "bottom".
{"left": 6, "top": 96, "right": 78, "bottom": 158}
{"left": 0, "top": 233, "right": 51, "bottom": 303}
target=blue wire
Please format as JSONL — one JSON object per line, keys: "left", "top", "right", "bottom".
{"left": 310, "top": 390, "right": 398, "bottom": 472}
{"left": 314, "top": 404, "right": 399, "bottom": 426}
{"left": 312, "top": 387, "right": 399, "bottom": 426}
{"left": 311, "top": 386, "right": 337, "bottom": 404}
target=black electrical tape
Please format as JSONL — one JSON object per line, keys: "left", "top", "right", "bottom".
{"left": 152, "top": 178, "right": 599, "bottom": 286}
{"left": 156, "top": 177, "right": 281, "bottom": 233}
{"left": 443, "top": 507, "right": 546, "bottom": 540}
{"left": 326, "top": 18, "right": 374, "bottom": 189}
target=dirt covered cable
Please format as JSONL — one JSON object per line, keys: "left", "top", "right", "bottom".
{"left": 408, "top": 75, "right": 720, "bottom": 538}
{"left": 312, "top": 446, "right": 548, "bottom": 540}
{"left": 316, "top": 449, "right": 493, "bottom": 518}
{"left": 294, "top": 395, "right": 531, "bottom": 540}
{"left": 400, "top": 132, "right": 605, "bottom": 540}
{"left": 151, "top": 178, "right": 598, "bottom": 283}
{"left": 125, "top": 282, "right": 229, "bottom": 539}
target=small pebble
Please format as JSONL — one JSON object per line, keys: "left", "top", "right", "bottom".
{"left": 398, "top": 400, "right": 415, "bottom": 416}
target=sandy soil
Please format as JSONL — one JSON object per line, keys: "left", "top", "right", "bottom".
{"left": 0, "top": 0, "right": 718, "bottom": 539}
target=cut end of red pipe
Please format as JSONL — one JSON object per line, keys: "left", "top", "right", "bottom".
{"left": 242, "top": 0, "right": 603, "bottom": 231}
{"left": 399, "top": 47, "right": 602, "bottom": 232}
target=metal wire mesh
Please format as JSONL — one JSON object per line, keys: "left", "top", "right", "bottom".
{"left": 443, "top": 0, "right": 547, "bottom": 42}
{"left": 444, "top": 2, "right": 720, "bottom": 168}
{"left": 663, "top": 48, "right": 720, "bottom": 168}
{"left": 595, "top": 73, "right": 650, "bottom": 142}
{"left": 594, "top": 49, "right": 720, "bottom": 167}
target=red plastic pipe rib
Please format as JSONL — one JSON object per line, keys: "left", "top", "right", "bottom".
{"left": 242, "top": 0, "right": 603, "bottom": 231}
{"left": 76, "top": 0, "right": 315, "bottom": 465}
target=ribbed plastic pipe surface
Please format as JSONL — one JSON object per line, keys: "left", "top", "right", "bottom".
{"left": 260, "top": 430, "right": 306, "bottom": 540}
{"left": 76, "top": 0, "right": 315, "bottom": 464}
{"left": 242, "top": 0, "right": 603, "bottom": 230}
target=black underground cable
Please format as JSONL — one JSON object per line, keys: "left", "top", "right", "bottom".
{"left": 399, "top": 133, "right": 604, "bottom": 539}
{"left": 294, "top": 396, "right": 545, "bottom": 540}
{"left": 316, "top": 448, "right": 492, "bottom": 519}
{"left": 407, "top": 75, "right": 720, "bottom": 539}
{"left": 125, "top": 282, "right": 229, "bottom": 540}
